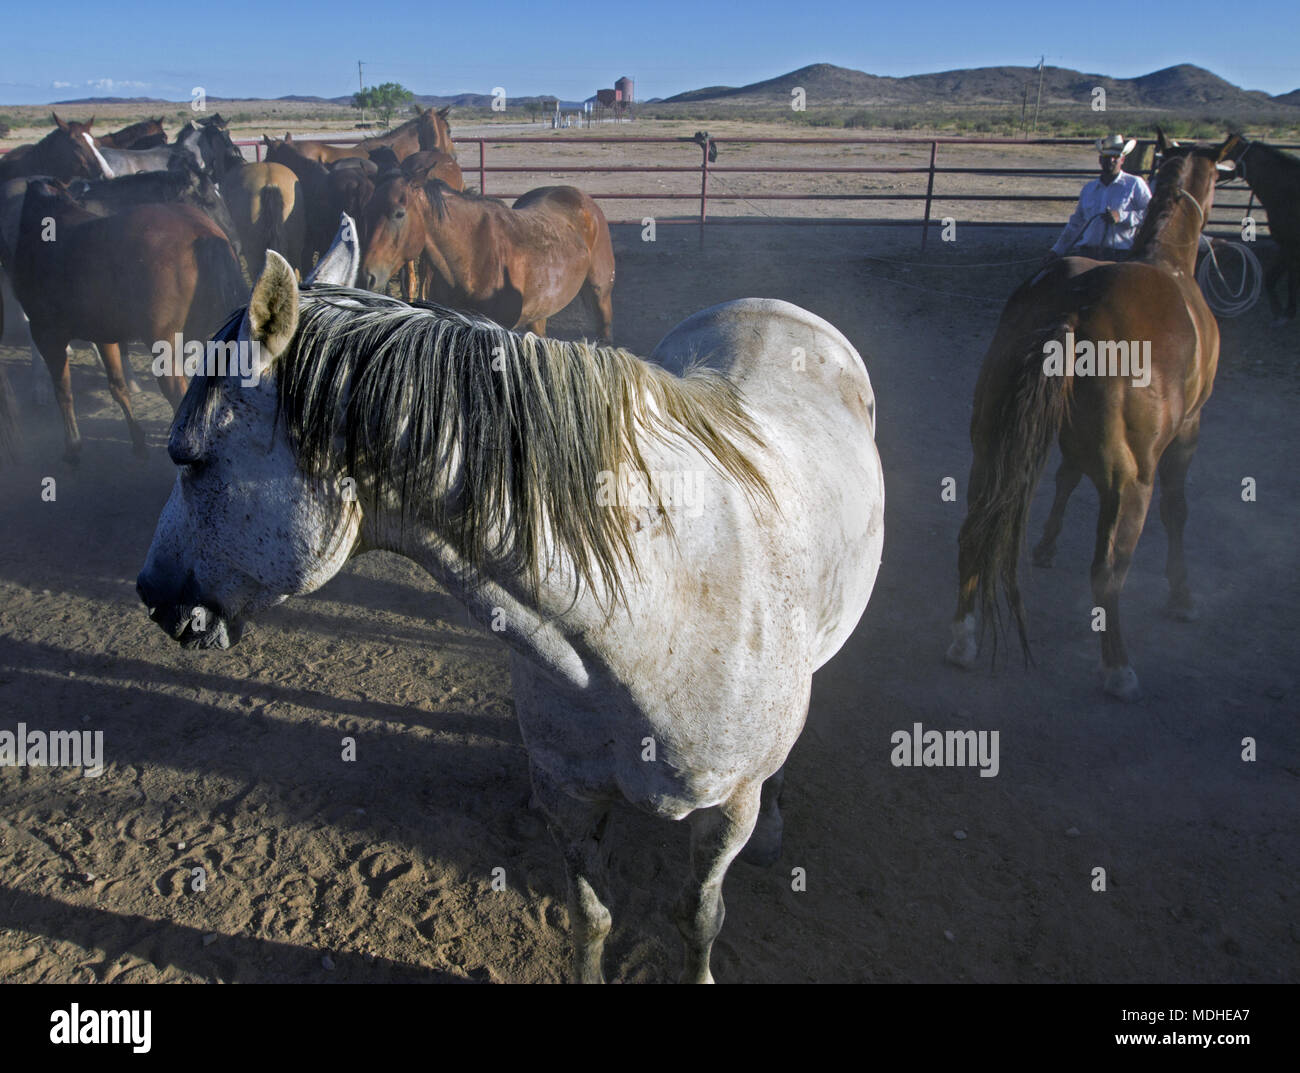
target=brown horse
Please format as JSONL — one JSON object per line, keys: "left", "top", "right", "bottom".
{"left": 265, "top": 137, "right": 379, "bottom": 266}
{"left": 96, "top": 117, "right": 167, "bottom": 150}
{"left": 222, "top": 162, "right": 306, "bottom": 277}
{"left": 0, "top": 114, "right": 106, "bottom": 183}
{"left": 945, "top": 134, "right": 1235, "bottom": 700}
{"left": 12, "top": 180, "right": 244, "bottom": 461}
{"left": 360, "top": 180, "right": 614, "bottom": 339}
{"left": 1222, "top": 134, "right": 1300, "bottom": 324}
{"left": 364, "top": 147, "right": 465, "bottom": 300}
{"left": 285, "top": 105, "right": 453, "bottom": 164}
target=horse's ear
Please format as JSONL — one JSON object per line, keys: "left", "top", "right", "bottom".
{"left": 304, "top": 213, "right": 360, "bottom": 287}
{"left": 247, "top": 251, "right": 300, "bottom": 361}
{"left": 414, "top": 103, "right": 425, "bottom": 115}
{"left": 437, "top": 106, "right": 450, "bottom": 119}
{"left": 87, "top": 116, "right": 95, "bottom": 130}
{"left": 52, "top": 112, "right": 66, "bottom": 131}
{"left": 1155, "top": 127, "right": 1168, "bottom": 153}
{"left": 1216, "top": 134, "right": 1239, "bottom": 161}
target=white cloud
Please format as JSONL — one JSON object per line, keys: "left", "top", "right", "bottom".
{"left": 86, "top": 78, "right": 151, "bottom": 92}
{"left": 51, "top": 80, "right": 73, "bottom": 89}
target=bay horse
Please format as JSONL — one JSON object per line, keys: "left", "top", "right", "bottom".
{"left": 0, "top": 114, "right": 106, "bottom": 183}
{"left": 12, "top": 180, "right": 244, "bottom": 461}
{"left": 96, "top": 117, "right": 167, "bottom": 150}
{"left": 284, "top": 105, "right": 453, "bottom": 165}
{"left": 265, "top": 138, "right": 390, "bottom": 268}
{"left": 946, "top": 134, "right": 1236, "bottom": 700}
{"left": 365, "top": 147, "right": 465, "bottom": 300}
{"left": 1221, "top": 134, "right": 1300, "bottom": 324}
{"left": 136, "top": 220, "right": 885, "bottom": 983}
{"left": 360, "top": 180, "right": 615, "bottom": 339}
{"left": 68, "top": 154, "right": 244, "bottom": 262}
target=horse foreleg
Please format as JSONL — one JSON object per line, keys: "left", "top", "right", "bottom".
{"left": 34, "top": 332, "right": 80, "bottom": 463}
{"left": 525, "top": 318, "right": 547, "bottom": 337}
{"left": 28, "top": 332, "right": 57, "bottom": 406}
{"left": 1031, "top": 459, "right": 1083, "bottom": 568}
{"left": 1158, "top": 418, "right": 1200, "bottom": 621}
{"left": 401, "top": 261, "right": 417, "bottom": 302}
{"left": 674, "top": 782, "right": 762, "bottom": 984}
{"left": 532, "top": 763, "right": 613, "bottom": 984}
{"left": 581, "top": 280, "right": 614, "bottom": 343}
{"left": 1091, "top": 475, "right": 1154, "bottom": 701}
{"left": 95, "top": 342, "right": 148, "bottom": 457}
{"left": 738, "top": 763, "right": 786, "bottom": 868}
{"left": 104, "top": 343, "right": 143, "bottom": 394}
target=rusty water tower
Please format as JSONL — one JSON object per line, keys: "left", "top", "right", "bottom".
{"left": 614, "top": 75, "right": 634, "bottom": 103}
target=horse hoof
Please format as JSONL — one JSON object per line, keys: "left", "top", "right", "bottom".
{"left": 945, "top": 615, "right": 978, "bottom": 669}
{"left": 1102, "top": 665, "right": 1140, "bottom": 702}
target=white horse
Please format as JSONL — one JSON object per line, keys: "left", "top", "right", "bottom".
{"left": 137, "top": 216, "right": 885, "bottom": 983}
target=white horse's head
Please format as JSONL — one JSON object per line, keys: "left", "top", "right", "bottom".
{"left": 136, "top": 216, "right": 361, "bottom": 649}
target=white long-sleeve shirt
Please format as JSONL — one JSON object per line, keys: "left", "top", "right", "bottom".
{"left": 1051, "top": 171, "right": 1152, "bottom": 255}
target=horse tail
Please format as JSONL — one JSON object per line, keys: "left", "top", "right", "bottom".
{"left": 192, "top": 233, "right": 246, "bottom": 337}
{"left": 0, "top": 362, "right": 21, "bottom": 465}
{"left": 255, "top": 184, "right": 288, "bottom": 275}
{"left": 958, "top": 320, "right": 1073, "bottom": 665}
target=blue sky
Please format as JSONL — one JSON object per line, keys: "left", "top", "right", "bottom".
{"left": 2, "top": 0, "right": 1297, "bottom": 105}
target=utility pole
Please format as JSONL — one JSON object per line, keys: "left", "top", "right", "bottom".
{"left": 1032, "top": 55, "right": 1044, "bottom": 135}
{"left": 357, "top": 61, "right": 366, "bottom": 123}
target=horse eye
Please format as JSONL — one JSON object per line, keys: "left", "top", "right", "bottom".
{"left": 394, "top": 208, "right": 406, "bottom": 220}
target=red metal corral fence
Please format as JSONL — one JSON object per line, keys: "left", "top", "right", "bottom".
{"left": 14, "top": 130, "right": 1288, "bottom": 250}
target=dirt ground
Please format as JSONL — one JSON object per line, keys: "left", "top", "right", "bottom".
{"left": 0, "top": 152, "right": 1297, "bottom": 983}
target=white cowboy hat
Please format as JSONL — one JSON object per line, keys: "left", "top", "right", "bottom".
{"left": 1096, "top": 134, "right": 1137, "bottom": 158}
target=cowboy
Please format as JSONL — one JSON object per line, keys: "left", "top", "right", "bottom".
{"left": 1047, "top": 135, "right": 1151, "bottom": 262}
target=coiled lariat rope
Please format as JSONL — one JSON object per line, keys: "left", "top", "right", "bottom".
{"left": 1196, "top": 234, "right": 1263, "bottom": 318}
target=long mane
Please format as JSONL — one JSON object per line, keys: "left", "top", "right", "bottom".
{"left": 1129, "top": 153, "right": 1194, "bottom": 260}
{"left": 251, "top": 287, "right": 771, "bottom": 603}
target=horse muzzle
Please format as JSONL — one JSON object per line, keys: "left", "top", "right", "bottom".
{"left": 136, "top": 570, "right": 245, "bottom": 650}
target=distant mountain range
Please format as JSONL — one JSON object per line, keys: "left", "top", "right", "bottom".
{"left": 45, "top": 62, "right": 1300, "bottom": 117}
{"left": 664, "top": 62, "right": 1300, "bottom": 115}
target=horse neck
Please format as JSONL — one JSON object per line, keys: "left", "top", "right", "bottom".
{"left": 1146, "top": 192, "right": 1207, "bottom": 273}
{"left": 419, "top": 189, "right": 475, "bottom": 280}
{"left": 1242, "top": 144, "right": 1289, "bottom": 203}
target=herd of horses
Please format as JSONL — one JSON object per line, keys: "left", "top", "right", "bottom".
{"left": 0, "top": 107, "right": 1296, "bottom": 982}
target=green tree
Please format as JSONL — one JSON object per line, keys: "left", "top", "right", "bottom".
{"left": 352, "top": 82, "right": 414, "bottom": 128}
